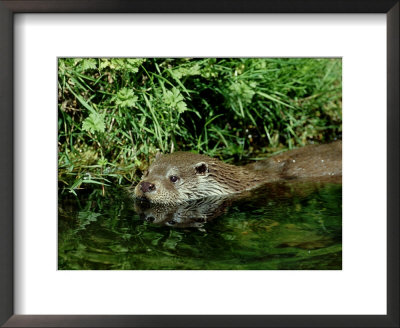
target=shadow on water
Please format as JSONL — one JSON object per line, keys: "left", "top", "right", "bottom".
{"left": 58, "top": 180, "right": 342, "bottom": 270}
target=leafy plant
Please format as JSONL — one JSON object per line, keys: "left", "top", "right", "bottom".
{"left": 82, "top": 112, "right": 105, "bottom": 134}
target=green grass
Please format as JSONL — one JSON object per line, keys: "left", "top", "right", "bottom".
{"left": 58, "top": 58, "right": 342, "bottom": 194}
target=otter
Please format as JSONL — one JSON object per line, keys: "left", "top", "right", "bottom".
{"left": 134, "top": 141, "right": 342, "bottom": 204}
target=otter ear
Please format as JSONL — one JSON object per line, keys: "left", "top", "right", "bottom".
{"left": 195, "top": 162, "right": 209, "bottom": 175}
{"left": 155, "top": 151, "right": 163, "bottom": 160}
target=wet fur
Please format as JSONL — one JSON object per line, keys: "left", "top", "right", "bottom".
{"left": 134, "top": 141, "right": 342, "bottom": 204}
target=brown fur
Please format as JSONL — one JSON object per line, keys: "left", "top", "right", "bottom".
{"left": 134, "top": 141, "right": 342, "bottom": 204}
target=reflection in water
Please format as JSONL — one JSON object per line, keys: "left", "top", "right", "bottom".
{"left": 134, "top": 195, "right": 233, "bottom": 229}
{"left": 58, "top": 180, "right": 342, "bottom": 270}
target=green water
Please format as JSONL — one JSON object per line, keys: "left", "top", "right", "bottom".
{"left": 58, "top": 181, "right": 342, "bottom": 270}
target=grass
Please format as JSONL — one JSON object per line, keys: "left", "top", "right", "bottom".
{"left": 58, "top": 58, "right": 342, "bottom": 195}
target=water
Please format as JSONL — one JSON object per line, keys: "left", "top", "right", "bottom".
{"left": 58, "top": 181, "right": 342, "bottom": 270}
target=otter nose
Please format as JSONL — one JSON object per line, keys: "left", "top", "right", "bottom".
{"left": 140, "top": 181, "right": 156, "bottom": 193}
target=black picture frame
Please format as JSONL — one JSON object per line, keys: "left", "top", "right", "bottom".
{"left": 0, "top": 1, "right": 398, "bottom": 327}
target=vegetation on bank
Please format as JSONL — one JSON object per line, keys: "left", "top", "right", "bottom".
{"left": 58, "top": 58, "right": 342, "bottom": 195}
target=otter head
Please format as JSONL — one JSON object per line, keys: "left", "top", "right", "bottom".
{"left": 134, "top": 152, "right": 235, "bottom": 204}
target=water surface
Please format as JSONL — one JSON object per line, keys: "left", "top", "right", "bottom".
{"left": 58, "top": 181, "right": 342, "bottom": 270}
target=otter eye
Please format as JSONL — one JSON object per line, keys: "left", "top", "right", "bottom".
{"left": 169, "top": 175, "right": 179, "bottom": 183}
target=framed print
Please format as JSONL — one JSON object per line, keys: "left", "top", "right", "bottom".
{"left": 1, "top": 1, "right": 398, "bottom": 327}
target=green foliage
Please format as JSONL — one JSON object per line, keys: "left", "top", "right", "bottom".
{"left": 58, "top": 58, "right": 342, "bottom": 192}
{"left": 163, "top": 88, "right": 188, "bottom": 114}
{"left": 114, "top": 88, "right": 138, "bottom": 108}
{"left": 79, "top": 58, "right": 97, "bottom": 71}
{"left": 82, "top": 112, "right": 105, "bottom": 134}
{"left": 99, "top": 58, "right": 145, "bottom": 72}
